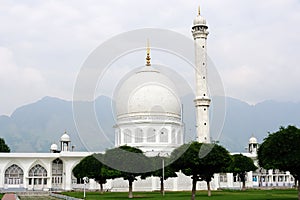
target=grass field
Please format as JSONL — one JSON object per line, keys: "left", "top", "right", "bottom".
{"left": 62, "top": 189, "right": 298, "bottom": 200}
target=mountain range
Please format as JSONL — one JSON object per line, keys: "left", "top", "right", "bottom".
{"left": 1, "top": 96, "right": 300, "bottom": 153}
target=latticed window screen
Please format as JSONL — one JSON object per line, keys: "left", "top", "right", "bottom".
{"left": 147, "top": 128, "right": 156, "bottom": 142}
{"left": 29, "top": 164, "right": 47, "bottom": 177}
{"left": 159, "top": 128, "right": 168, "bottom": 143}
{"left": 135, "top": 128, "right": 143, "bottom": 143}
{"left": 5, "top": 164, "right": 24, "bottom": 184}
{"left": 124, "top": 129, "right": 132, "bottom": 143}
{"left": 52, "top": 158, "right": 63, "bottom": 184}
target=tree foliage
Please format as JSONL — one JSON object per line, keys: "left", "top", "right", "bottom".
{"left": 72, "top": 154, "right": 119, "bottom": 193}
{"left": 228, "top": 154, "right": 257, "bottom": 190}
{"left": 104, "top": 145, "right": 151, "bottom": 199}
{"left": 0, "top": 138, "right": 10, "bottom": 152}
{"left": 258, "top": 125, "right": 300, "bottom": 200}
{"left": 170, "top": 142, "right": 231, "bottom": 199}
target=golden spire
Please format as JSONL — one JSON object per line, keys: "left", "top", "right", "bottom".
{"left": 198, "top": 6, "right": 201, "bottom": 16}
{"left": 146, "top": 39, "right": 151, "bottom": 66}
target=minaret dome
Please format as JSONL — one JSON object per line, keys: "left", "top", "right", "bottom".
{"left": 248, "top": 135, "right": 258, "bottom": 154}
{"left": 193, "top": 6, "right": 207, "bottom": 26}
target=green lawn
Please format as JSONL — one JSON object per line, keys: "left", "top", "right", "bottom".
{"left": 0, "top": 194, "right": 3, "bottom": 199}
{"left": 62, "top": 189, "right": 298, "bottom": 200}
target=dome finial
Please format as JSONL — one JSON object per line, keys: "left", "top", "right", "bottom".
{"left": 146, "top": 39, "right": 151, "bottom": 66}
{"left": 198, "top": 5, "right": 200, "bottom": 16}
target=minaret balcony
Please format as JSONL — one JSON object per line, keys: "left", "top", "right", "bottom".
{"left": 194, "top": 98, "right": 211, "bottom": 106}
{"left": 192, "top": 30, "right": 209, "bottom": 39}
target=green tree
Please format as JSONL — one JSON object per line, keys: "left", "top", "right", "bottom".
{"left": 170, "top": 142, "right": 231, "bottom": 200}
{"left": 258, "top": 125, "right": 300, "bottom": 200}
{"left": 104, "top": 145, "right": 150, "bottom": 199}
{"left": 228, "top": 154, "right": 257, "bottom": 190}
{"left": 73, "top": 154, "right": 118, "bottom": 194}
{"left": 0, "top": 138, "right": 10, "bottom": 152}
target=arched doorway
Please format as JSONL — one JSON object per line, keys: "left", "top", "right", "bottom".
{"left": 4, "top": 164, "right": 24, "bottom": 188}
{"left": 28, "top": 164, "right": 48, "bottom": 190}
{"left": 52, "top": 158, "right": 63, "bottom": 190}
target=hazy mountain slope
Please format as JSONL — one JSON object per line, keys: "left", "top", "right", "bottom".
{"left": 220, "top": 98, "right": 300, "bottom": 152}
{"left": 1, "top": 96, "right": 300, "bottom": 152}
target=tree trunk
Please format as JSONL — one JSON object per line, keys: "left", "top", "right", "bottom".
{"left": 240, "top": 174, "right": 246, "bottom": 190}
{"left": 160, "top": 177, "right": 164, "bottom": 195}
{"left": 100, "top": 183, "right": 103, "bottom": 194}
{"left": 242, "top": 180, "right": 246, "bottom": 191}
{"left": 128, "top": 180, "right": 133, "bottom": 199}
{"left": 191, "top": 177, "right": 197, "bottom": 200}
{"left": 207, "top": 181, "right": 211, "bottom": 197}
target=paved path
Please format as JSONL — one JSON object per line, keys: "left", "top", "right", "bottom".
{"left": 19, "top": 197, "right": 59, "bottom": 200}
{"left": 2, "top": 193, "right": 17, "bottom": 200}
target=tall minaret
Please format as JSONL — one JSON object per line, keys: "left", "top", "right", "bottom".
{"left": 192, "top": 6, "right": 211, "bottom": 143}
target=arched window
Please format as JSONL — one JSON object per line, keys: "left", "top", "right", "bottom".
{"left": 135, "top": 128, "right": 143, "bottom": 143}
{"left": 29, "top": 164, "right": 47, "bottom": 177}
{"left": 28, "top": 164, "right": 47, "bottom": 186}
{"left": 146, "top": 128, "right": 156, "bottom": 142}
{"left": 52, "top": 158, "right": 63, "bottom": 185}
{"left": 124, "top": 129, "right": 132, "bottom": 144}
{"left": 5, "top": 164, "right": 24, "bottom": 185}
{"left": 159, "top": 128, "right": 169, "bottom": 143}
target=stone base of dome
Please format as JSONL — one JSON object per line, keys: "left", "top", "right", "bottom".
{"left": 114, "top": 120, "right": 184, "bottom": 155}
{"left": 116, "top": 113, "right": 182, "bottom": 126}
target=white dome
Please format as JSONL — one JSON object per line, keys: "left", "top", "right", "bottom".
{"left": 249, "top": 136, "right": 258, "bottom": 144}
{"left": 61, "top": 132, "right": 70, "bottom": 142}
{"left": 115, "top": 66, "right": 181, "bottom": 118}
{"left": 50, "top": 143, "right": 58, "bottom": 151}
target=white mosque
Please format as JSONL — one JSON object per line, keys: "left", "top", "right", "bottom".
{"left": 0, "top": 8, "right": 295, "bottom": 192}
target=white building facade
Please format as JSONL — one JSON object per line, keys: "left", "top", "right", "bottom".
{"left": 0, "top": 134, "right": 294, "bottom": 192}
{"left": 0, "top": 133, "right": 92, "bottom": 191}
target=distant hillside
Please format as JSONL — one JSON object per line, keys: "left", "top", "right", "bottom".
{"left": 0, "top": 96, "right": 300, "bottom": 153}
{"left": 220, "top": 97, "right": 300, "bottom": 152}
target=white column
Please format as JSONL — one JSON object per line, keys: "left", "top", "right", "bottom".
{"left": 64, "top": 161, "right": 73, "bottom": 190}
{"left": 151, "top": 176, "right": 156, "bottom": 191}
{"left": 173, "top": 176, "right": 178, "bottom": 191}
{"left": 120, "top": 129, "right": 124, "bottom": 146}
{"left": 247, "top": 171, "right": 253, "bottom": 187}
{"left": 192, "top": 10, "right": 211, "bottom": 143}
{"left": 227, "top": 173, "right": 234, "bottom": 188}
{"left": 214, "top": 174, "right": 220, "bottom": 189}
{"left": 0, "top": 165, "right": 3, "bottom": 188}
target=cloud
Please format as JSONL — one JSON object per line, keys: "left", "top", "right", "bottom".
{"left": 0, "top": 47, "right": 46, "bottom": 115}
{"left": 0, "top": 0, "right": 300, "bottom": 114}
{"left": 207, "top": 0, "right": 300, "bottom": 103}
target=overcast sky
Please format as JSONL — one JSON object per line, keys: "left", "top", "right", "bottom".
{"left": 0, "top": 0, "right": 300, "bottom": 116}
